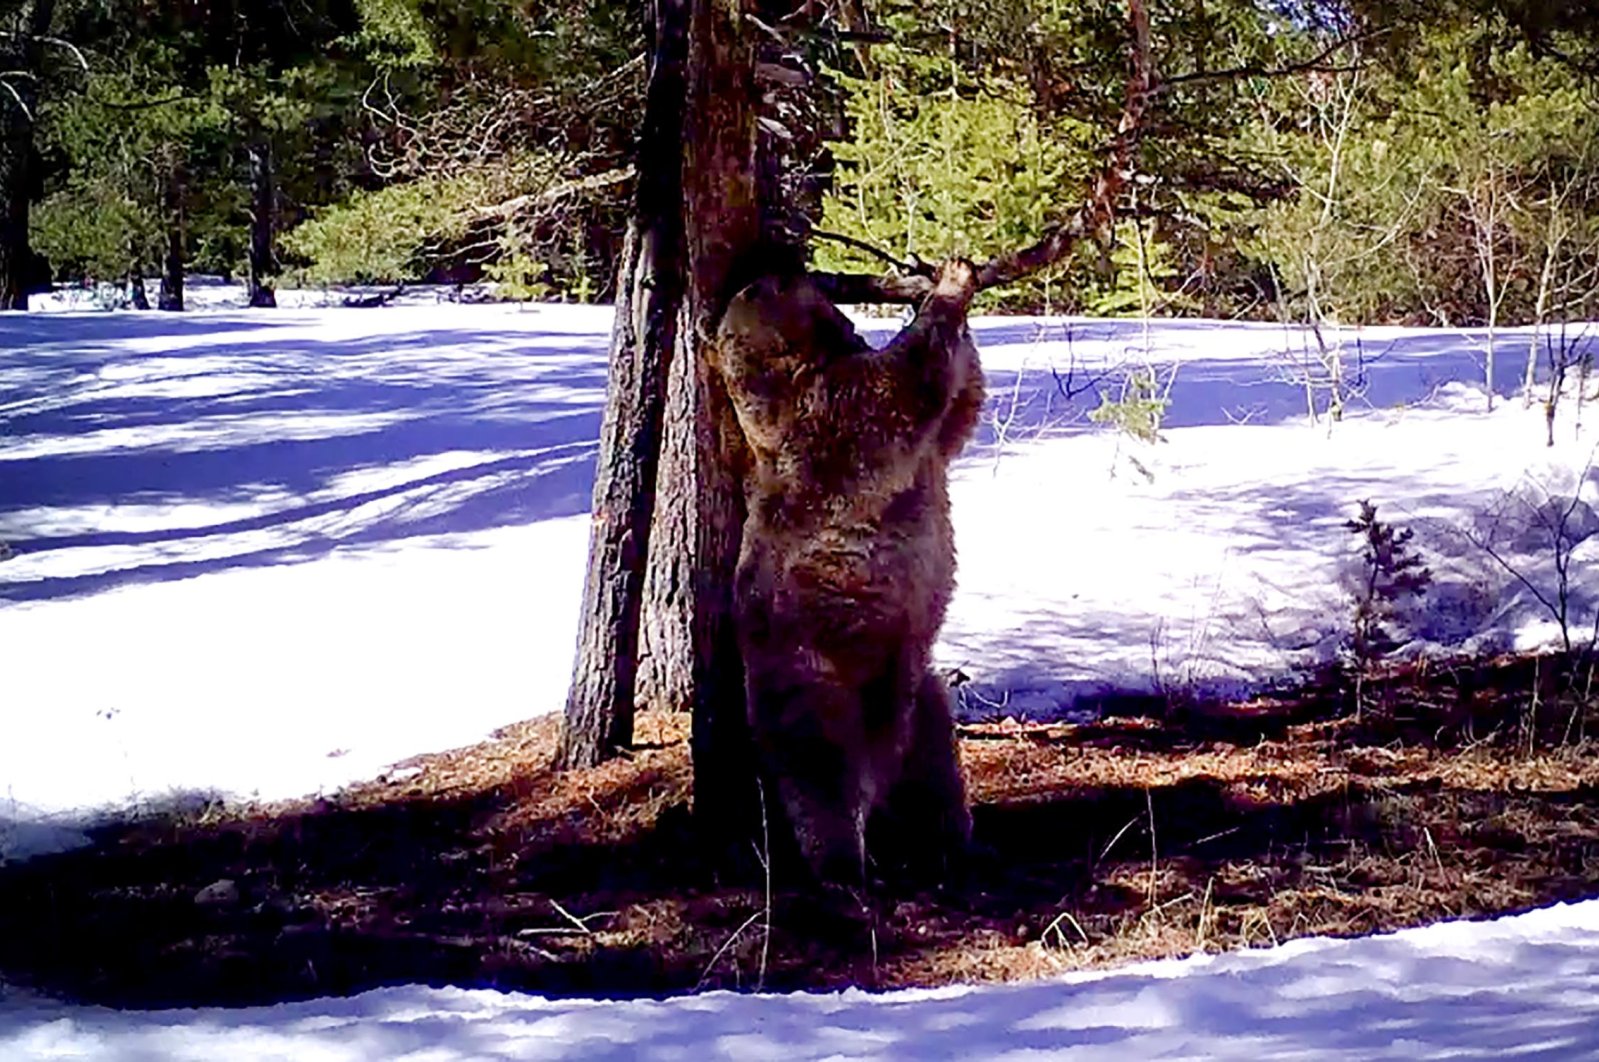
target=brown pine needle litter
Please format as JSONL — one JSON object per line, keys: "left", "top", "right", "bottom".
{"left": 2, "top": 649, "right": 1597, "bottom": 1008}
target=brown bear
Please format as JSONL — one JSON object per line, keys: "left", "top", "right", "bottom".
{"left": 711, "top": 259, "right": 984, "bottom": 886}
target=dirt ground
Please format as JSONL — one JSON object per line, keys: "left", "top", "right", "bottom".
{"left": 2, "top": 650, "right": 1597, "bottom": 1008}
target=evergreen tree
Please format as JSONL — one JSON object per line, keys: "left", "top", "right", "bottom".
{"left": 32, "top": 1, "right": 369, "bottom": 304}
{"left": 1, "top": 0, "right": 71, "bottom": 309}
{"left": 284, "top": 0, "right": 641, "bottom": 296}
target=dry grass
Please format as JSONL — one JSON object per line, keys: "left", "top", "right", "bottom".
{"left": 2, "top": 650, "right": 1598, "bottom": 1007}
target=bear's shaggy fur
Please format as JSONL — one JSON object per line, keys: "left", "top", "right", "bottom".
{"left": 712, "top": 260, "right": 984, "bottom": 884}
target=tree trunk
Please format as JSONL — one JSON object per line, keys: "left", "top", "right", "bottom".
{"left": 558, "top": 0, "right": 765, "bottom": 853}
{"left": 0, "top": 0, "right": 56, "bottom": 311}
{"left": 636, "top": 347, "right": 696, "bottom": 715}
{"left": 679, "top": 0, "right": 763, "bottom": 848}
{"left": 558, "top": 0, "right": 688, "bottom": 768}
{"left": 558, "top": 0, "right": 1157, "bottom": 879}
{"left": 633, "top": 0, "right": 821, "bottom": 721}
{"left": 128, "top": 264, "right": 150, "bottom": 310}
{"left": 0, "top": 103, "right": 32, "bottom": 311}
{"left": 158, "top": 157, "right": 186, "bottom": 312}
{"left": 246, "top": 140, "right": 277, "bottom": 308}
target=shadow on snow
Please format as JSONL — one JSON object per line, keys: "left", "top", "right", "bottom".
{"left": 0, "top": 315, "right": 610, "bottom": 602}
{"left": 3, "top": 309, "right": 1587, "bottom": 605}
{"left": 964, "top": 320, "right": 1588, "bottom": 449}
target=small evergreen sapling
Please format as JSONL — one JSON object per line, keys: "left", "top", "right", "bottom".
{"left": 1089, "top": 368, "right": 1169, "bottom": 445}
{"left": 1344, "top": 500, "right": 1432, "bottom": 682}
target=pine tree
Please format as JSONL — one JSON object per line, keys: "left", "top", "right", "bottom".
{"left": 1345, "top": 500, "right": 1433, "bottom": 670}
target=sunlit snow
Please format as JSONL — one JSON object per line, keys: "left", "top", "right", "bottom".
{"left": 5, "top": 288, "right": 1595, "bottom": 840}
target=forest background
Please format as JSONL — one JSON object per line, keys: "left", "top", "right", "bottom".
{"left": 4, "top": 0, "right": 1599, "bottom": 329}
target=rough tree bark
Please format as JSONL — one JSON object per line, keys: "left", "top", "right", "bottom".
{"left": 0, "top": 88, "right": 31, "bottom": 311}
{"left": 0, "top": 0, "right": 56, "bottom": 311}
{"left": 128, "top": 260, "right": 150, "bottom": 310}
{"left": 246, "top": 140, "right": 278, "bottom": 308}
{"left": 635, "top": 342, "right": 695, "bottom": 716}
{"left": 677, "top": 0, "right": 764, "bottom": 845}
{"left": 635, "top": 0, "right": 826, "bottom": 722}
{"left": 558, "top": 0, "right": 688, "bottom": 768}
{"left": 559, "top": 0, "right": 765, "bottom": 845}
{"left": 158, "top": 156, "right": 186, "bottom": 312}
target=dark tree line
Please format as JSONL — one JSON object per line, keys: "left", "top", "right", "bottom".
{"left": 0, "top": 0, "right": 640, "bottom": 310}
{"left": 1, "top": 0, "right": 60, "bottom": 308}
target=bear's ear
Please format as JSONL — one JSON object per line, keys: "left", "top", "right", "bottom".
{"left": 797, "top": 285, "right": 867, "bottom": 362}
{"left": 718, "top": 273, "right": 872, "bottom": 373}
{"left": 715, "top": 281, "right": 785, "bottom": 355}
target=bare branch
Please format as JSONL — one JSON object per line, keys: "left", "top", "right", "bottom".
{"left": 811, "top": 271, "right": 944, "bottom": 303}
{"left": 0, "top": 30, "right": 88, "bottom": 72}
{"left": 470, "top": 166, "right": 636, "bottom": 222}
{"left": 809, "top": 227, "right": 928, "bottom": 275}
{"left": 35, "top": 33, "right": 87, "bottom": 73}
{"left": 0, "top": 75, "right": 31, "bottom": 121}
{"left": 90, "top": 92, "right": 195, "bottom": 111}
{"left": 973, "top": 203, "right": 1099, "bottom": 295}
{"left": 1157, "top": 29, "right": 1378, "bottom": 94}
{"left": 364, "top": 55, "right": 644, "bottom": 184}
{"left": 979, "top": 0, "right": 1153, "bottom": 289}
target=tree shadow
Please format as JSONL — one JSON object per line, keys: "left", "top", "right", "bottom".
{"left": 1, "top": 310, "right": 299, "bottom": 351}
{"left": 6, "top": 308, "right": 1579, "bottom": 615}
{"left": 944, "top": 455, "right": 1599, "bottom": 723}
{"left": 3, "top": 697, "right": 1594, "bottom": 1010}
{"left": 962, "top": 322, "right": 1578, "bottom": 448}
{"left": 1, "top": 319, "right": 611, "bottom": 602}
{"left": 0, "top": 758, "right": 702, "bottom": 1007}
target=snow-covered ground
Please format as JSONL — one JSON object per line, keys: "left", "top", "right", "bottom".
{"left": 4, "top": 899, "right": 1598, "bottom": 1060}
{"left": 5, "top": 288, "right": 1596, "bottom": 844}
{"left": 4, "top": 285, "right": 1599, "bottom": 1056}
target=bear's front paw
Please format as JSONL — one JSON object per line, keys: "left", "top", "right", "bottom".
{"left": 932, "top": 258, "right": 978, "bottom": 307}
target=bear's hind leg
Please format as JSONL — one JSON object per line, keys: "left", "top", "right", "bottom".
{"left": 747, "top": 668, "right": 880, "bottom": 887}
{"left": 873, "top": 671, "right": 972, "bottom": 881}
{"left": 774, "top": 768, "right": 871, "bottom": 887}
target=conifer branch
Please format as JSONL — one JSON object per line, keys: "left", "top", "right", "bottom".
{"left": 811, "top": 0, "right": 1155, "bottom": 304}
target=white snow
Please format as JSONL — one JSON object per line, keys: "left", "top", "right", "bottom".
{"left": 6, "top": 294, "right": 1595, "bottom": 844}
{"left": 3, "top": 285, "right": 1598, "bottom": 1056}
{"left": 3, "top": 300, "right": 606, "bottom": 851}
{"left": 2, "top": 899, "right": 1597, "bottom": 1059}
